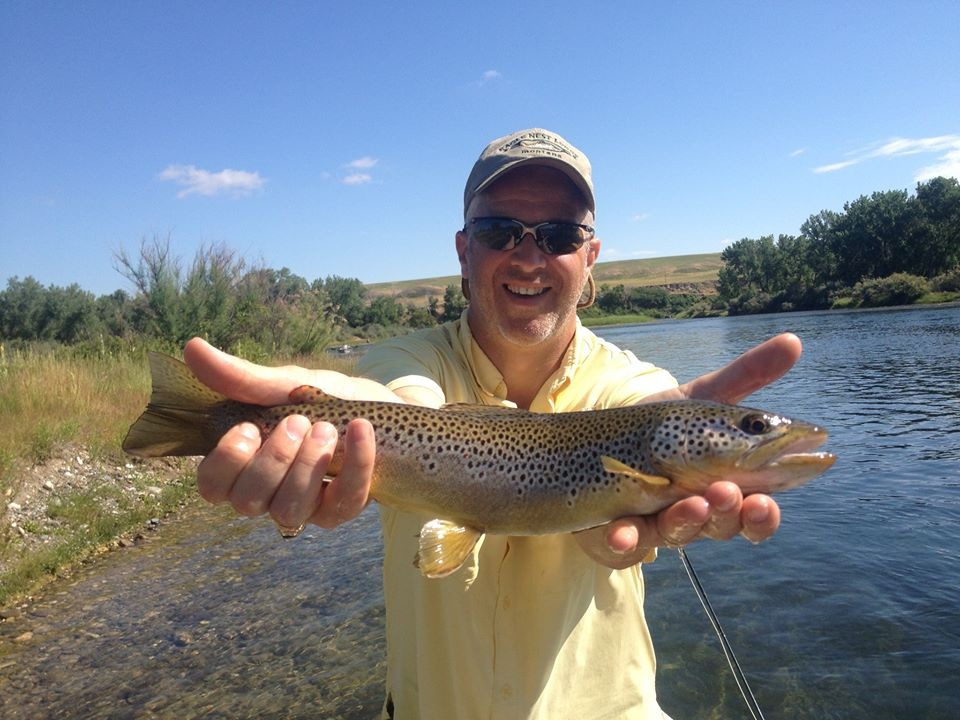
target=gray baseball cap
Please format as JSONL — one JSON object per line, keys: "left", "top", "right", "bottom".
{"left": 463, "top": 128, "right": 595, "bottom": 218}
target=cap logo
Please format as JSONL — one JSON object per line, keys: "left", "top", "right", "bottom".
{"left": 497, "top": 132, "right": 578, "bottom": 161}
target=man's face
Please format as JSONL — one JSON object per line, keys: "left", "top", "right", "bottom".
{"left": 456, "top": 165, "right": 599, "bottom": 352}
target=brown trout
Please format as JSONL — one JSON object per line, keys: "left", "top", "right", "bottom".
{"left": 123, "top": 352, "right": 835, "bottom": 577}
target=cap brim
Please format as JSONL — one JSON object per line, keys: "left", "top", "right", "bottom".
{"left": 472, "top": 157, "right": 596, "bottom": 213}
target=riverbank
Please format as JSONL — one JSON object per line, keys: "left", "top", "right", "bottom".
{"left": 0, "top": 444, "right": 197, "bottom": 607}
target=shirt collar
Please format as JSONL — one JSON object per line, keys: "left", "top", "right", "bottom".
{"left": 456, "top": 313, "right": 584, "bottom": 411}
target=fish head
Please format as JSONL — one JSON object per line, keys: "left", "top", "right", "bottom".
{"left": 648, "top": 400, "right": 836, "bottom": 495}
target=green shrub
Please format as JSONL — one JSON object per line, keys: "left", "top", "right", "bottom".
{"left": 851, "top": 273, "right": 929, "bottom": 307}
{"left": 931, "top": 266, "right": 960, "bottom": 292}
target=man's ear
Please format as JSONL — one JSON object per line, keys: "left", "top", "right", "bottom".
{"left": 586, "top": 236, "right": 601, "bottom": 269}
{"left": 456, "top": 229, "right": 469, "bottom": 275}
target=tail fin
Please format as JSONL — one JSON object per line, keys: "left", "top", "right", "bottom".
{"left": 122, "top": 352, "right": 231, "bottom": 458}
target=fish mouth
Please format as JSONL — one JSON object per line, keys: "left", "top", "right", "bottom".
{"left": 737, "top": 423, "right": 836, "bottom": 473}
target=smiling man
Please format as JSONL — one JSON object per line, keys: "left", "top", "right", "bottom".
{"left": 184, "top": 128, "right": 798, "bottom": 719}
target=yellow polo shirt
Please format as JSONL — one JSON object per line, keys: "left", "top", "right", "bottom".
{"left": 357, "top": 316, "right": 678, "bottom": 720}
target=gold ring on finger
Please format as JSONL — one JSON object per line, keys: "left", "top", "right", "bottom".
{"left": 274, "top": 520, "right": 307, "bottom": 539}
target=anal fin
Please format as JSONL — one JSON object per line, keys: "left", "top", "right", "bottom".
{"left": 415, "top": 519, "right": 483, "bottom": 579}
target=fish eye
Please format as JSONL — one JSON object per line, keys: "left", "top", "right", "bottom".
{"left": 740, "top": 413, "right": 771, "bottom": 435}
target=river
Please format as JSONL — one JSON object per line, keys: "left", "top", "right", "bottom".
{"left": 1, "top": 305, "right": 958, "bottom": 719}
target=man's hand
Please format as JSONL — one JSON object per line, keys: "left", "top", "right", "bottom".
{"left": 575, "top": 333, "right": 801, "bottom": 568}
{"left": 183, "top": 337, "right": 396, "bottom": 532}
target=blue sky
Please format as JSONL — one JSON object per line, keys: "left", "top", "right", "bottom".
{"left": 2, "top": 1, "right": 958, "bottom": 297}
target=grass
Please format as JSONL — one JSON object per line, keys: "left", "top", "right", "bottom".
{"left": 0, "top": 343, "right": 358, "bottom": 606}
{"left": 918, "top": 290, "right": 960, "bottom": 304}
{"left": 0, "top": 345, "right": 160, "bottom": 602}
{"left": 0, "top": 346, "right": 147, "bottom": 493}
{"left": 581, "top": 312, "right": 657, "bottom": 327}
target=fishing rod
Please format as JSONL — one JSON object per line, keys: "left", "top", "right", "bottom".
{"left": 676, "top": 547, "right": 767, "bottom": 720}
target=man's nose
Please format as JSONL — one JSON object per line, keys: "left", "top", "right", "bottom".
{"left": 509, "top": 232, "right": 548, "bottom": 265}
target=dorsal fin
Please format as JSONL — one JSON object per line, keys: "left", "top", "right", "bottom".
{"left": 288, "top": 385, "right": 330, "bottom": 403}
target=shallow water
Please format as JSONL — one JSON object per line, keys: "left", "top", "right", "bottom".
{"left": 1, "top": 305, "right": 958, "bottom": 719}
{"left": 0, "top": 505, "right": 387, "bottom": 719}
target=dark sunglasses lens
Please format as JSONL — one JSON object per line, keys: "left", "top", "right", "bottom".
{"left": 537, "top": 224, "right": 587, "bottom": 254}
{"left": 471, "top": 219, "right": 519, "bottom": 250}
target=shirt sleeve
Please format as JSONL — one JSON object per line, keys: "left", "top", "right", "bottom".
{"left": 357, "top": 335, "right": 447, "bottom": 402}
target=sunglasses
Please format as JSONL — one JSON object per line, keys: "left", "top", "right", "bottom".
{"left": 465, "top": 217, "right": 595, "bottom": 256}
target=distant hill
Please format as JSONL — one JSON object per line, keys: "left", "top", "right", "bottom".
{"left": 366, "top": 252, "right": 722, "bottom": 304}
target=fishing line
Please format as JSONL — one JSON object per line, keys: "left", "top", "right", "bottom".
{"left": 677, "top": 547, "right": 767, "bottom": 720}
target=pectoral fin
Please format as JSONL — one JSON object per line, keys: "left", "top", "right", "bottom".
{"left": 415, "top": 519, "right": 483, "bottom": 579}
{"left": 601, "top": 456, "right": 671, "bottom": 486}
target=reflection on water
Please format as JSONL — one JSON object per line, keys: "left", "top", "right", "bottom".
{"left": 1, "top": 305, "right": 958, "bottom": 719}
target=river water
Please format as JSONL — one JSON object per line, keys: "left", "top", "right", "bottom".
{"left": 1, "top": 305, "right": 958, "bottom": 719}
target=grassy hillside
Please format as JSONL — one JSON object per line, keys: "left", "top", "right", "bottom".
{"left": 367, "top": 252, "right": 722, "bottom": 303}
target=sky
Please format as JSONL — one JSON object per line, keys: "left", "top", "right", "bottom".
{"left": 2, "top": 1, "right": 959, "bottom": 297}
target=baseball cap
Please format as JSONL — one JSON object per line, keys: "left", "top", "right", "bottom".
{"left": 463, "top": 128, "right": 595, "bottom": 218}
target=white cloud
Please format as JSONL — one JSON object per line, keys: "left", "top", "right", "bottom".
{"left": 339, "top": 157, "right": 379, "bottom": 184}
{"left": 814, "top": 135, "right": 960, "bottom": 180}
{"left": 813, "top": 159, "right": 859, "bottom": 174}
{"left": 789, "top": 148, "right": 807, "bottom": 158}
{"left": 346, "top": 156, "right": 378, "bottom": 170}
{"left": 469, "top": 69, "right": 502, "bottom": 87}
{"left": 342, "top": 172, "right": 373, "bottom": 186}
{"left": 916, "top": 148, "right": 960, "bottom": 182}
{"left": 159, "top": 164, "right": 265, "bottom": 198}
{"left": 630, "top": 212, "right": 650, "bottom": 222}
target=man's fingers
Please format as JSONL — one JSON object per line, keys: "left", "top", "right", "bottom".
{"left": 183, "top": 337, "right": 263, "bottom": 401}
{"left": 654, "top": 496, "right": 711, "bottom": 546}
{"left": 197, "top": 422, "right": 262, "bottom": 504}
{"left": 309, "top": 419, "right": 374, "bottom": 529}
{"left": 681, "top": 333, "right": 803, "bottom": 404}
{"left": 269, "top": 421, "right": 339, "bottom": 529}
{"left": 739, "top": 495, "right": 780, "bottom": 543}
{"left": 226, "top": 415, "right": 310, "bottom": 517}
{"left": 699, "top": 482, "right": 745, "bottom": 541}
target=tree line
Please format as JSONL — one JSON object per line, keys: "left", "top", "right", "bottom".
{"left": 716, "top": 176, "right": 960, "bottom": 314}
{"left": 2, "top": 176, "right": 958, "bottom": 355}
{"left": 0, "top": 238, "right": 469, "bottom": 358}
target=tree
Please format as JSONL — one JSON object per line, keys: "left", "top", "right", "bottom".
{"left": 323, "top": 275, "right": 368, "bottom": 327}
{"left": 114, "top": 234, "right": 184, "bottom": 340}
{"left": 364, "top": 296, "right": 404, "bottom": 326}
{"left": 0, "top": 276, "right": 46, "bottom": 339}
{"left": 829, "top": 190, "right": 913, "bottom": 284}
{"left": 799, "top": 210, "right": 840, "bottom": 286}
{"left": 438, "top": 284, "right": 468, "bottom": 322}
{"left": 179, "top": 242, "right": 246, "bottom": 348}
{"left": 597, "top": 284, "right": 628, "bottom": 314}
{"left": 42, "top": 284, "right": 99, "bottom": 342}
{"left": 910, "top": 176, "right": 960, "bottom": 276}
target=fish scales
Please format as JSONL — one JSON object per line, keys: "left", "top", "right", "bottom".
{"left": 265, "top": 394, "right": 687, "bottom": 535}
{"left": 123, "top": 352, "right": 836, "bottom": 578}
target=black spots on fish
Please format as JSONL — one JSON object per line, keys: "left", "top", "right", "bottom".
{"left": 420, "top": 452, "right": 438, "bottom": 473}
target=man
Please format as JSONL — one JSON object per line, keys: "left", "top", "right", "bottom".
{"left": 185, "top": 128, "right": 799, "bottom": 718}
